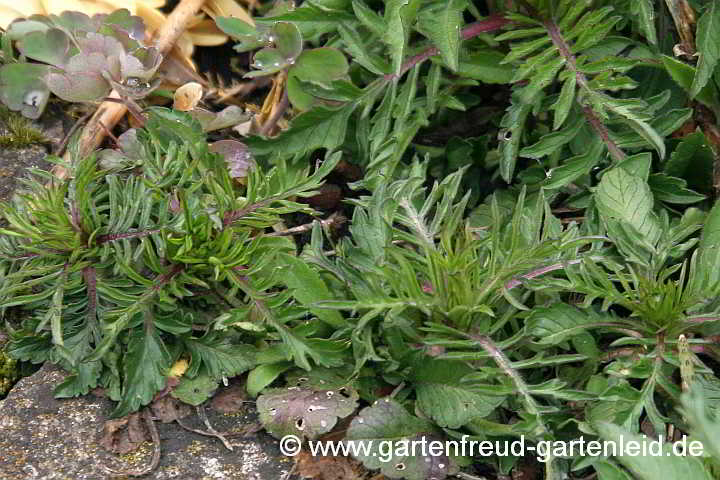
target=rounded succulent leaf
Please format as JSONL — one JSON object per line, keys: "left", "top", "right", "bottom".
{"left": 5, "top": 19, "right": 51, "bottom": 40}
{"left": 98, "top": 9, "right": 146, "bottom": 42}
{"left": 46, "top": 53, "right": 112, "bottom": 102}
{"left": 272, "top": 22, "right": 303, "bottom": 61}
{"left": 291, "top": 48, "right": 349, "bottom": 84}
{"left": 249, "top": 48, "right": 289, "bottom": 77}
{"left": 16, "top": 29, "right": 75, "bottom": 68}
{"left": 0, "top": 63, "right": 51, "bottom": 119}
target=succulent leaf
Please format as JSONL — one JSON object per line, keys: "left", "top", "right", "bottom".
{"left": 0, "top": 63, "right": 51, "bottom": 119}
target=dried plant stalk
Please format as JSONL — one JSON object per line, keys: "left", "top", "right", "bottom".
{"left": 664, "top": 0, "right": 696, "bottom": 56}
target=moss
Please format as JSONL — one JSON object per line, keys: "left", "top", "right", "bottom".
{"left": 0, "top": 105, "right": 47, "bottom": 148}
{"left": 0, "top": 348, "right": 20, "bottom": 397}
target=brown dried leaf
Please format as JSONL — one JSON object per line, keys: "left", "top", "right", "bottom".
{"left": 151, "top": 395, "right": 192, "bottom": 423}
{"left": 173, "top": 81, "right": 203, "bottom": 111}
{"left": 294, "top": 450, "right": 369, "bottom": 480}
{"left": 99, "top": 412, "right": 149, "bottom": 455}
{"left": 210, "top": 383, "right": 247, "bottom": 413}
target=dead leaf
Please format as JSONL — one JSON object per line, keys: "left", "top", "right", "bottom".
{"left": 294, "top": 450, "right": 369, "bottom": 480}
{"left": 210, "top": 383, "right": 247, "bottom": 413}
{"left": 173, "top": 81, "right": 203, "bottom": 111}
{"left": 150, "top": 395, "right": 192, "bottom": 423}
{"left": 99, "top": 412, "right": 149, "bottom": 455}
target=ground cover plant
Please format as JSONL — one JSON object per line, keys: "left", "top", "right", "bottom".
{"left": 2, "top": 0, "right": 720, "bottom": 479}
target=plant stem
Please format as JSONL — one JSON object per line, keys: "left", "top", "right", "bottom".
{"left": 386, "top": 15, "right": 511, "bottom": 81}
{"left": 544, "top": 19, "right": 626, "bottom": 162}
{"left": 259, "top": 86, "right": 289, "bottom": 136}
{"left": 472, "top": 334, "right": 547, "bottom": 430}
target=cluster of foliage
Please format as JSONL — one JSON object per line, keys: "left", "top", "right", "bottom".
{"left": 3, "top": 0, "right": 720, "bottom": 479}
{"left": 0, "top": 9, "right": 161, "bottom": 119}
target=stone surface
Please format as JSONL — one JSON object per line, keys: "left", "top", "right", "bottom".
{"left": 0, "top": 364, "right": 295, "bottom": 480}
{"left": 0, "top": 106, "right": 69, "bottom": 203}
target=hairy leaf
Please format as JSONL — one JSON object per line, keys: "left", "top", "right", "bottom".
{"left": 692, "top": 0, "right": 720, "bottom": 97}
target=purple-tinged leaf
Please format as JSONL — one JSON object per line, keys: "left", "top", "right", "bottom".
{"left": 257, "top": 386, "right": 358, "bottom": 439}
{"left": 97, "top": 9, "right": 146, "bottom": 42}
{"left": 46, "top": 53, "right": 112, "bottom": 102}
{"left": 47, "top": 11, "right": 96, "bottom": 37}
{"left": 346, "top": 398, "right": 457, "bottom": 480}
{"left": 209, "top": 140, "right": 255, "bottom": 178}
{"left": 78, "top": 32, "right": 125, "bottom": 59}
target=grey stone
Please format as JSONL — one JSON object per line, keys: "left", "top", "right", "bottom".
{"left": 0, "top": 106, "right": 70, "bottom": 203}
{"left": 0, "top": 364, "right": 295, "bottom": 480}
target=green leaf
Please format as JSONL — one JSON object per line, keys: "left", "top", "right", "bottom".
{"left": 291, "top": 48, "right": 349, "bottom": 83}
{"left": 16, "top": 29, "right": 74, "bottom": 68}
{"left": 648, "top": 174, "right": 705, "bottom": 204}
{"left": 273, "top": 22, "right": 303, "bottom": 60}
{"left": 417, "top": 0, "right": 466, "bottom": 71}
{"left": 630, "top": 0, "right": 657, "bottom": 45}
{"left": 214, "top": 17, "right": 257, "bottom": 37}
{"left": 595, "top": 167, "right": 661, "bottom": 245}
{"left": 552, "top": 76, "right": 576, "bottom": 130}
{"left": 351, "top": 0, "right": 387, "bottom": 37}
{"left": 681, "top": 381, "right": 720, "bottom": 460}
{"left": 595, "top": 422, "right": 712, "bottom": 480}
{"left": 337, "top": 24, "right": 390, "bottom": 75}
{"left": 246, "top": 104, "right": 354, "bottom": 157}
{"left": 616, "top": 152, "right": 651, "bottom": 180}
{"left": 608, "top": 101, "right": 666, "bottom": 159}
{"left": 249, "top": 48, "right": 289, "bottom": 76}
{"left": 184, "top": 334, "right": 256, "bottom": 379}
{"left": 346, "top": 399, "right": 457, "bottom": 480}
{"left": 543, "top": 138, "right": 602, "bottom": 189}
{"left": 661, "top": 55, "right": 720, "bottom": 111}
{"left": 692, "top": 0, "right": 720, "bottom": 98}
{"left": 279, "top": 254, "right": 346, "bottom": 328}
{"left": 443, "top": 49, "right": 513, "bottom": 84}
{"left": 0, "top": 63, "right": 51, "bottom": 119}
{"left": 171, "top": 374, "right": 219, "bottom": 406}
{"left": 413, "top": 359, "right": 504, "bottom": 428}
{"left": 215, "top": 16, "right": 266, "bottom": 53}
{"left": 526, "top": 304, "right": 603, "bottom": 345}
{"left": 112, "top": 326, "right": 171, "bottom": 417}
{"left": 665, "top": 131, "right": 715, "bottom": 194}
{"left": 519, "top": 115, "right": 582, "bottom": 159}
{"left": 498, "top": 95, "right": 532, "bottom": 182}
{"left": 383, "top": 0, "right": 415, "bottom": 76}
{"left": 257, "top": 386, "right": 358, "bottom": 438}
{"left": 691, "top": 199, "right": 720, "bottom": 294}
{"left": 246, "top": 362, "right": 293, "bottom": 397}
{"left": 593, "top": 460, "right": 634, "bottom": 480}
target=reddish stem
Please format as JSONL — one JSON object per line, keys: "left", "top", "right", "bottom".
{"left": 385, "top": 15, "right": 511, "bottom": 81}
